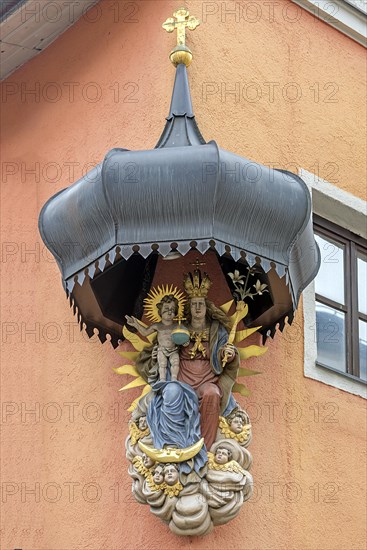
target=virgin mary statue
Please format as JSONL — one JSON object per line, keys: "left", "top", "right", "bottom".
{"left": 135, "top": 270, "right": 240, "bottom": 477}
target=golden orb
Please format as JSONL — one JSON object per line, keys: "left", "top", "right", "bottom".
{"left": 170, "top": 46, "right": 193, "bottom": 67}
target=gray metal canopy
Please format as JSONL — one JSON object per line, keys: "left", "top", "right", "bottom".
{"left": 39, "top": 63, "right": 320, "bottom": 346}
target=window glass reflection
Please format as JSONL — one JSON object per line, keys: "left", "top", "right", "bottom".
{"left": 316, "top": 302, "right": 346, "bottom": 373}
{"left": 357, "top": 253, "right": 367, "bottom": 315}
{"left": 359, "top": 320, "right": 367, "bottom": 382}
{"left": 315, "top": 234, "right": 345, "bottom": 305}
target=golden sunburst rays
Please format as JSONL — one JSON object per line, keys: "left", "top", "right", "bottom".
{"left": 122, "top": 325, "right": 153, "bottom": 351}
{"left": 116, "top": 328, "right": 151, "bottom": 407}
{"left": 143, "top": 284, "right": 186, "bottom": 323}
{"left": 117, "top": 329, "right": 152, "bottom": 412}
{"left": 219, "top": 299, "right": 234, "bottom": 315}
{"left": 223, "top": 300, "right": 267, "bottom": 397}
{"left": 113, "top": 363, "right": 151, "bottom": 412}
{"left": 115, "top": 295, "right": 267, "bottom": 410}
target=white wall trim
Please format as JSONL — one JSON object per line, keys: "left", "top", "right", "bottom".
{"left": 300, "top": 168, "right": 367, "bottom": 398}
{"left": 292, "top": 0, "right": 367, "bottom": 47}
{"left": 301, "top": 169, "right": 367, "bottom": 239}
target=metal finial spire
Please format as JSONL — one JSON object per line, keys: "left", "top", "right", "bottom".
{"left": 162, "top": 7, "right": 200, "bottom": 67}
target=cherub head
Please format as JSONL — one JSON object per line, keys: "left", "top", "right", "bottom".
{"left": 215, "top": 446, "right": 233, "bottom": 465}
{"left": 142, "top": 453, "right": 155, "bottom": 469}
{"left": 136, "top": 415, "right": 147, "bottom": 431}
{"left": 157, "top": 295, "right": 179, "bottom": 324}
{"left": 152, "top": 464, "right": 165, "bottom": 485}
{"left": 163, "top": 463, "right": 179, "bottom": 486}
{"left": 227, "top": 410, "right": 247, "bottom": 434}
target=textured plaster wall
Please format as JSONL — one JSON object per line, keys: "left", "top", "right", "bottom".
{"left": 1, "top": 1, "right": 366, "bottom": 549}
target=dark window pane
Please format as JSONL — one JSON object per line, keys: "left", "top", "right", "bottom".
{"left": 316, "top": 302, "right": 346, "bottom": 373}
{"left": 359, "top": 319, "right": 367, "bottom": 382}
{"left": 315, "top": 234, "right": 345, "bottom": 305}
{"left": 357, "top": 253, "right": 367, "bottom": 315}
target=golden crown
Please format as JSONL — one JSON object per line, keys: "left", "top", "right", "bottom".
{"left": 183, "top": 269, "right": 212, "bottom": 298}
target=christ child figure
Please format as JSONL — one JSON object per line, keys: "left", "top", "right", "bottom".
{"left": 126, "top": 295, "right": 180, "bottom": 381}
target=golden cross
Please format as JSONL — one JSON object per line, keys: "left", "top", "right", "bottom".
{"left": 173, "top": 314, "right": 187, "bottom": 325}
{"left": 162, "top": 7, "right": 200, "bottom": 48}
{"left": 191, "top": 258, "right": 206, "bottom": 269}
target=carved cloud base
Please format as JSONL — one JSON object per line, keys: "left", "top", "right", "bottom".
{"left": 126, "top": 411, "right": 253, "bottom": 536}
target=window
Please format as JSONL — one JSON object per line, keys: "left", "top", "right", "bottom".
{"left": 314, "top": 215, "right": 367, "bottom": 382}
{"left": 300, "top": 169, "right": 366, "bottom": 398}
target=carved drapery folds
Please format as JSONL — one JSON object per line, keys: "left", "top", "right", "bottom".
{"left": 119, "top": 271, "right": 265, "bottom": 535}
{"left": 125, "top": 388, "right": 253, "bottom": 536}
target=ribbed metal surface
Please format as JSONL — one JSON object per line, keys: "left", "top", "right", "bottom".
{"left": 38, "top": 62, "right": 320, "bottom": 343}
{"left": 40, "top": 140, "right": 319, "bottom": 306}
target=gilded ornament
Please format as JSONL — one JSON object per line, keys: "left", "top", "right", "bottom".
{"left": 183, "top": 269, "right": 212, "bottom": 298}
{"left": 129, "top": 421, "right": 150, "bottom": 445}
{"left": 133, "top": 455, "right": 154, "bottom": 477}
{"left": 207, "top": 452, "right": 247, "bottom": 475}
{"left": 138, "top": 437, "right": 205, "bottom": 463}
{"left": 218, "top": 416, "right": 252, "bottom": 444}
{"left": 189, "top": 329, "right": 209, "bottom": 358}
{"left": 162, "top": 7, "right": 200, "bottom": 67}
{"left": 143, "top": 284, "right": 186, "bottom": 323}
{"left": 121, "top": 271, "right": 267, "bottom": 534}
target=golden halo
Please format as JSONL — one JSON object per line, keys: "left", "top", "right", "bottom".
{"left": 144, "top": 284, "right": 186, "bottom": 323}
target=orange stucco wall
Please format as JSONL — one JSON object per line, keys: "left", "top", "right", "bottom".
{"left": 1, "top": 1, "right": 366, "bottom": 549}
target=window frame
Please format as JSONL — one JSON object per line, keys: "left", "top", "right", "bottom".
{"left": 313, "top": 214, "right": 367, "bottom": 382}
{"left": 300, "top": 168, "right": 366, "bottom": 398}
{"left": 291, "top": 0, "right": 367, "bottom": 47}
